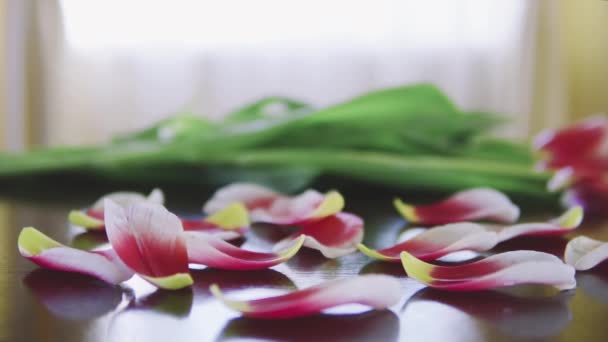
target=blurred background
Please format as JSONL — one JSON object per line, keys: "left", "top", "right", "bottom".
{"left": 0, "top": 0, "right": 607, "bottom": 151}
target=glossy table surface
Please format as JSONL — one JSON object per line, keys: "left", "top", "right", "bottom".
{"left": 2, "top": 183, "right": 608, "bottom": 342}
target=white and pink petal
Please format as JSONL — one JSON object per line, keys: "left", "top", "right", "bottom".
{"left": 274, "top": 212, "right": 364, "bottom": 258}
{"left": 186, "top": 232, "right": 305, "bottom": 270}
{"left": 359, "top": 208, "right": 582, "bottom": 263}
{"left": 358, "top": 223, "right": 498, "bottom": 262}
{"left": 394, "top": 188, "right": 519, "bottom": 225}
{"left": 18, "top": 227, "right": 133, "bottom": 284}
{"left": 182, "top": 202, "right": 250, "bottom": 240}
{"left": 402, "top": 250, "right": 576, "bottom": 291}
{"left": 211, "top": 274, "right": 401, "bottom": 319}
{"left": 69, "top": 188, "right": 165, "bottom": 230}
{"left": 203, "top": 183, "right": 344, "bottom": 225}
{"left": 104, "top": 199, "right": 192, "bottom": 290}
{"left": 564, "top": 236, "right": 608, "bottom": 271}
{"left": 496, "top": 206, "right": 583, "bottom": 242}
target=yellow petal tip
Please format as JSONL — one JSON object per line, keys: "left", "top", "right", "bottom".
{"left": 400, "top": 251, "right": 433, "bottom": 284}
{"left": 311, "top": 191, "right": 345, "bottom": 219}
{"left": 68, "top": 210, "right": 105, "bottom": 229}
{"left": 18, "top": 227, "right": 62, "bottom": 256}
{"left": 143, "top": 273, "right": 193, "bottom": 290}
{"left": 210, "top": 284, "right": 250, "bottom": 312}
{"left": 393, "top": 198, "right": 419, "bottom": 223}
{"left": 205, "top": 202, "right": 250, "bottom": 230}
{"left": 558, "top": 206, "right": 584, "bottom": 229}
{"left": 277, "top": 235, "right": 306, "bottom": 260}
{"left": 357, "top": 243, "right": 393, "bottom": 261}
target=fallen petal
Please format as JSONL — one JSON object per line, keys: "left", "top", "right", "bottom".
{"left": 401, "top": 250, "right": 576, "bottom": 291}
{"left": 564, "top": 236, "right": 608, "bottom": 271}
{"left": 496, "top": 206, "right": 583, "bottom": 242}
{"left": 394, "top": 188, "right": 519, "bottom": 225}
{"left": 360, "top": 208, "right": 581, "bottom": 263}
{"left": 274, "top": 212, "right": 364, "bottom": 258}
{"left": 203, "top": 183, "right": 344, "bottom": 225}
{"left": 69, "top": 188, "right": 164, "bottom": 230}
{"left": 186, "top": 233, "right": 305, "bottom": 270}
{"left": 18, "top": 227, "right": 133, "bottom": 284}
{"left": 210, "top": 274, "right": 401, "bottom": 319}
{"left": 534, "top": 115, "right": 608, "bottom": 160}
{"left": 182, "top": 203, "right": 249, "bottom": 240}
{"left": 104, "top": 200, "right": 192, "bottom": 290}
{"left": 358, "top": 223, "right": 498, "bottom": 262}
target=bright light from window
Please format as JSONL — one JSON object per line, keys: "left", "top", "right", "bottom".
{"left": 60, "top": 0, "right": 526, "bottom": 51}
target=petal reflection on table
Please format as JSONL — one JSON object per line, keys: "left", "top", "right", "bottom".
{"left": 405, "top": 288, "right": 573, "bottom": 339}
{"left": 23, "top": 269, "right": 124, "bottom": 320}
{"left": 492, "top": 236, "right": 569, "bottom": 257}
{"left": 218, "top": 310, "right": 399, "bottom": 342}
{"left": 127, "top": 288, "right": 194, "bottom": 318}
{"left": 70, "top": 231, "right": 109, "bottom": 251}
{"left": 359, "top": 260, "right": 407, "bottom": 278}
{"left": 577, "top": 263, "right": 608, "bottom": 305}
{"left": 190, "top": 268, "right": 296, "bottom": 298}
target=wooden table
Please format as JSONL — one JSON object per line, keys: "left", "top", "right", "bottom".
{"left": 2, "top": 184, "right": 608, "bottom": 342}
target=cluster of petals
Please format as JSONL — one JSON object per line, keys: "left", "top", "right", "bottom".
{"left": 534, "top": 115, "right": 608, "bottom": 215}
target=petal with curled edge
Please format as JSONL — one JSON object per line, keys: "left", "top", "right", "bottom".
{"left": 394, "top": 188, "right": 519, "bottom": 225}
{"left": 274, "top": 212, "right": 364, "bottom": 258}
{"left": 181, "top": 203, "right": 249, "bottom": 240}
{"left": 401, "top": 250, "right": 576, "bottom": 291}
{"left": 69, "top": 188, "right": 165, "bottom": 230}
{"left": 358, "top": 222, "right": 499, "bottom": 262}
{"left": 186, "top": 232, "right": 305, "bottom": 270}
{"left": 104, "top": 199, "right": 192, "bottom": 290}
{"left": 359, "top": 207, "right": 583, "bottom": 263}
{"left": 18, "top": 227, "right": 133, "bottom": 284}
{"left": 565, "top": 236, "right": 608, "bottom": 271}
{"left": 210, "top": 274, "right": 402, "bottom": 319}
{"left": 203, "top": 183, "right": 344, "bottom": 225}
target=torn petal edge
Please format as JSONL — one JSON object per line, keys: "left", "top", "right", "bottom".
{"left": 210, "top": 274, "right": 402, "bottom": 319}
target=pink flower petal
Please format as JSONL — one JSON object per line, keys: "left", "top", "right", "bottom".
{"left": 274, "top": 212, "right": 364, "bottom": 258}
{"left": 358, "top": 223, "right": 498, "bottom": 262}
{"left": 360, "top": 207, "right": 582, "bottom": 263}
{"left": 564, "top": 236, "right": 608, "bottom": 271}
{"left": 402, "top": 250, "right": 576, "bottom": 291}
{"left": 186, "top": 232, "right": 305, "bottom": 270}
{"left": 394, "top": 188, "right": 519, "bottom": 225}
{"left": 182, "top": 203, "right": 250, "bottom": 240}
{"left": 104, "top": 199, "right": 193, "bottom": 290}
{"left": 69, "top": 188, "right": 164, "bottom": 230}
{"left": 18, "top": 227, "right": 133, "bottom": 284}
{"left": 496, "top": 206, "right": 583, "bottom": 242}
{"left": 534, "top": 115, "right": 608, "bottom": 160}
{"left": 210, "top": 274, "right": 401, "bottom": 319}
{"left": 203, "top": 183, "right": 344, "bottom": 225}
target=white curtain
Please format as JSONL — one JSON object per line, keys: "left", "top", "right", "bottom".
{"left": 39, "top": 0, "right": 537, "bottom": 146}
